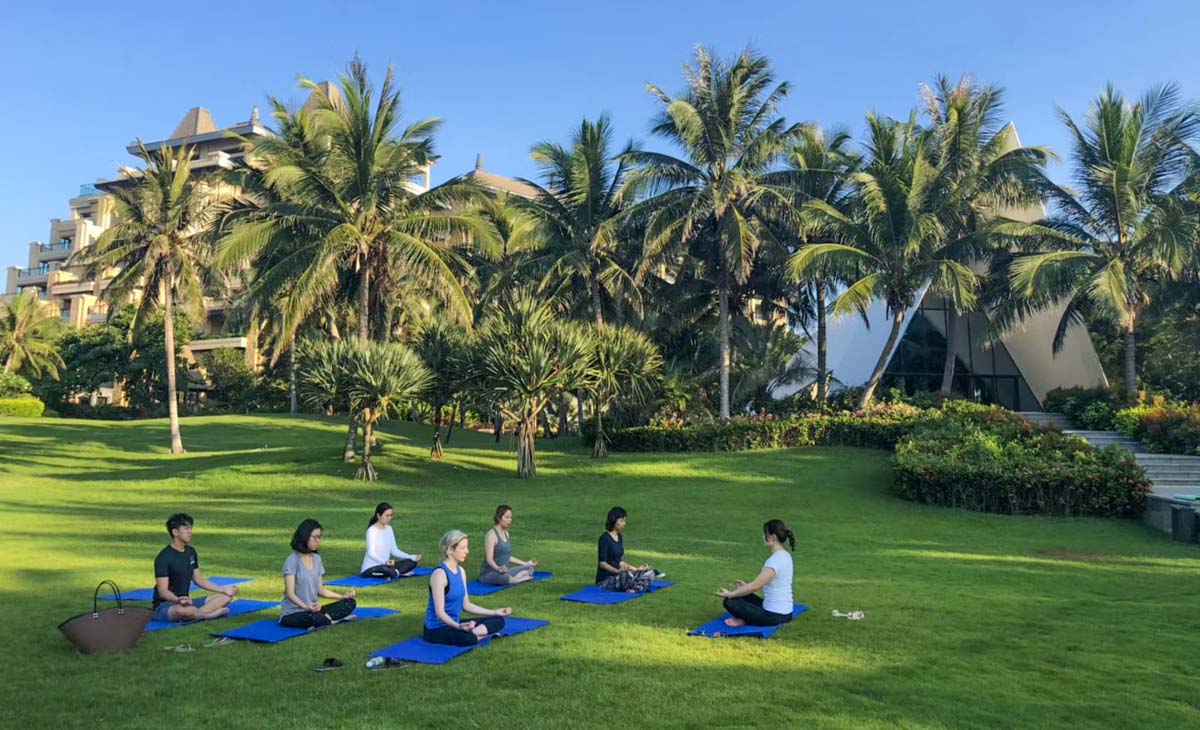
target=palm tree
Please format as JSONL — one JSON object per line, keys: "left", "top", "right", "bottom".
{"left": 219, "top": 56, "right": 491, "bottom": 345}
{"left": 345, "top": 342, "right": 431, "bottom": 481}
{"left": 520, "top": 115, "right": 641, "bottom": 326}
{"left": 413, "top": 316, "right": 469, "bottom": 459}
{"left": 76, "top": 142, "right": 219, "bottom": 453}
{"left": 1005, "top": 85, "right": 1200, "bottom": 400}
{"left": 588, "top": 324, "right": 662, "bottom": 457}
{"left": 297, "top": 338, "right": 355, "bottom": 416}
{"left": 1, "top": 290, "right": 65, "bottom": 378}
{"left": 789, "top": 113, "right": 979, "bottom": 409}
{"left": 625, "top": 46, "right": 801, "bottom": 421}
{"left": 475, "top": 292, "right": 595, "bottom": 478}
{"left": 761, "top": 126, "right": 859, "bottom": 402}
{"left": 920, "top": 75, "right": 1053, "bottom": 394}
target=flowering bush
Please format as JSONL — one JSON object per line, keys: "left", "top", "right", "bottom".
{"left": 1115, "top": 401, "right": 1200, "bottom": 455}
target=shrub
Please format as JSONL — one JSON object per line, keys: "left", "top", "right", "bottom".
{"left": 57, "top": 402, "right": 136, "bottom": 420}
{"left": 1043, "top": 386, "right": 1124, "bottom": 430}
{"left": 0, "top": 396, "right": 46, "bottom": 418}
{"left": 0, "top": 372, "right": 32, "bottom": 398}
{"left": 893, "top": 407, "right": 1150, "bottom": 517}
{"left": 1115, "top": 402, "right": 1200, "bottom": 455}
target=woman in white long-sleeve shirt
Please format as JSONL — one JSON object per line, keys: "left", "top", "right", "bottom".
{"left": 360, "top": 502, "right": 423, "bottom": 579}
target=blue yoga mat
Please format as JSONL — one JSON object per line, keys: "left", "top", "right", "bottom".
{"left": 370, "top": 617, "right": 550, "bottom": 664}
{"left": 467, "top": 571, "right": 553, "bottom": 596}
{"left": 211, "top": 606, "right": 398, "bottom": 643}
{"left": 101, "top": 576, "right": 251, "bottom": 602}
{"left": 560, "top": 580, "right": 675, "bottom": 605}
{"left": 688, "top": 605, "right": 809, "bottom": 638}
{"left": 145, "top": 599, "right": 277, "bottom": 632}
{"left": 326, "top": 567, "right": 434, "bottom": 588}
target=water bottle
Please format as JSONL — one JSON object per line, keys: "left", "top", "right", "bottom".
{"left": 366, "top": 656, "right": 384, "bottom": 669}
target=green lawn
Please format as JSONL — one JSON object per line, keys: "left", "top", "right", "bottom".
{"left": 1, "top": 415, "right": 1196, "bottom": 729}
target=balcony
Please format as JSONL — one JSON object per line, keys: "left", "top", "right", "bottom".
{"left": 37, "top": 240, "right": 73, "bottom": 261}
{"left": 15, "top": 266, "right": 54, "bottom": 284}
{"left": 78, "top": 184, "right": 101, "bottom": 197}
{"left": 86, "top": 304, "right": 109, "bottom": 323}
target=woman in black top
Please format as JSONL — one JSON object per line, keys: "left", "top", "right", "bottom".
{"left": 595, "top": 506, "right": 660, "bottom": 593}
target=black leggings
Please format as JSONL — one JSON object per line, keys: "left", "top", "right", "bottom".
{"left": 723, "top": 594, "right": 791, "bottom": 627}
{"left": 361, "top": 559, "right": 418, "bottom": 579}
{"left": 279, "top": 598, "right": 357, "bottom": 629}
{"left": 423, "top": 615, "right": 506, "bottom": 646}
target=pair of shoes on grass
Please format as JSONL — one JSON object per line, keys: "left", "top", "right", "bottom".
{"left": 831, "top": 610, "right": 864, "bottom": 620}
{"left": 315, "top": 657, "right": 344, "bottom": 672}
{"left": 164, "top": 637, "right": 236, "bottom": 653}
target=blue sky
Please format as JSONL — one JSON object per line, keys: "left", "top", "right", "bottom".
{"left": 2, "top": 1, "right": 1196, "bottom": 264}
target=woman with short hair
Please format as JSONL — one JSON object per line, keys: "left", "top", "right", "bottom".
{"left": 424, "top": 530, "right": 512, "bottom": 646}
{"left": 595, "top": 506, "right": 660, "bottom": 593}
{"left": 715, "top": 519, "right": 796, "bottom": 627}
{"left": 478, "top": 504, "right": 538, "bottom": 586}
{"left": 280, "top": 519, "right": 357, "bottom": 630}
{"left": 360, "top": 502, "right": 422, "bottom": 580}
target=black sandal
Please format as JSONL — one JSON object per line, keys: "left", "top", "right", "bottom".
{"left": 314, "top": 657, "right": 344, "bottom": 672}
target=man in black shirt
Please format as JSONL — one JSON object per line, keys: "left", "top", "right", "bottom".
{"left": 152, "top": 513, "right": 238, "bottom": 622}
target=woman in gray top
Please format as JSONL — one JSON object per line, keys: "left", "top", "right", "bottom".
{"left": 280, "top": 519, "right": 357, "bottom": 629}
{"left": 478, "top": 505, "right": 539, "bottom": 586}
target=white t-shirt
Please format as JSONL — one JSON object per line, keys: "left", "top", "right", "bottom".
{"left": 762, "top": 550, "right": 794, "bottom": 615}
{"left": 361, "top": 525, "right": 416, "bottom": 572}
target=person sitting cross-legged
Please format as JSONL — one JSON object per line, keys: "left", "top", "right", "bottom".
{"left": 152, "top": 512, "right": 238, "bottom": 623}
{"left": 478, "top": 504, "right": 539, "bottom": 586}
{"left": 280, "top": 518, "right": 357, "bottom": 630}
{"left": 595, "top": 506, "right": 660, "bottom": 593}
{"left": 424, "top": 530, "right": 511, "bottom": 646}
{"left": 714, "top": 519, "right": 796, "bottom": 628}
{"left": 360, "top": 502, "right": 422, "bottom": 580}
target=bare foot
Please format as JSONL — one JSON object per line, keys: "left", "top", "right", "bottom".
{"left": 200, "top": 607, "right": 230, "bottom": 621}
{"left": 723, "top": 617, "right": 746, "bottom": 627}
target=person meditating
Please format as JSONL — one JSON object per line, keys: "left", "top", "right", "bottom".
{"left": 478, "top": 504, "right": 539, "bottom": 586}
{"left": 280, "top": 518, "right": 358, "bottom": 630}
{"left": 152, "top": 513, "right": 239, "bottom": 623}
{"left": 714, "top": 519, "right": 796, "bottom": 627}
{"left": 360, "top": 502, "right": 422, "bottom": 580}
{"left": 424, "top": 530, "right": 512, "bottom": 646}
{"left": 595, "top": 506, "right": 661, "bottom": 593}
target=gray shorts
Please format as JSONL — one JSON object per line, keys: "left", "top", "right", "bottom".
{"left": 153, "top": 595, "right": 207, "bottom": 622}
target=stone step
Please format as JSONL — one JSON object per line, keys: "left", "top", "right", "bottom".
{"left": 1145, "top": 476, "right": 1200, "bottom": 485}
{"left": 1135, "top": 454, "right": 1200, "bottom": 464}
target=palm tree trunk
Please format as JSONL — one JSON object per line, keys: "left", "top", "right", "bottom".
{"left": 815, "top": 278, "right": 828, "bottom": 403}
{"left": 858, "top": 306, "right": 907, "bottom": 410}
{"left": 591, "top": 264, "right": 604, "bottom": 326}
{"left": 343, "top": 414, "right": 358, "bottom": 461}
{"left": 939, "top": 307, "right": 958, "bottom": 394}
{"left": 431, "top": 400, "right": 444, "bottom": 459}
{"left": 3, "top": 353, "right": 14, "bottom": 373}
{"left": 288, "top": 341, "right": 298, "bottom": 414}
{"left": 160, "top": 275, "right": 185, "bottom": 455}
{"left": 557, "top": 392, "right": 568, "bottom": 437}
{"left": 576, "top": 389, "right": 584, "bottom": 433}
{"left": 445, "top": 399, "right": 459, "bottom": 445}
{"left": 718, "top": 285, "right": 731, "bottom": 421}
{"left": 357, "top": 264, "right": 370, "bottom": 343}
{"left": 356, "top": 420, "right": 377, "bottom": 481}
{"left": 493, "top": 403, "right": 503, "bottom": 443}
{"left": 592, "top": 406, "right": 607, "bottom": 459}
{"left": 516, "top": 408, "right": 538, "bottom": 479}
{"left": 1124, "top": 315, "right": 1138, "bottom": 402}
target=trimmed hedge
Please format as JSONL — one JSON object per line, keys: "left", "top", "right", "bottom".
{"left": 1115, "top": 402, "right": 1200, "bottom": 455}
{"left": 0, "top": 396, "right": 46, "bottom": 418}
{"left": 57, "top": 402, "right": 136, "bottom": 421}
{"left": 893, "top": 406, "right": 1150, "bottom": 517}
{"left": 589, "top": 410, "right": 923, "bottom": 453}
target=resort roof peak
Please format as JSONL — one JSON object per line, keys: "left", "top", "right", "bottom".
{"left": 170, "top": 107, "right": 218, "bottom": 140}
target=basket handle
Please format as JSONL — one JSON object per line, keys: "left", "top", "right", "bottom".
{"left": 93, "top": 580, "right": 125, "bottom": 616}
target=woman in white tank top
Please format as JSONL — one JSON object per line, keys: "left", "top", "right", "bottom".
{"left": 715, "top": 519, "right": 796, "bottom": 627}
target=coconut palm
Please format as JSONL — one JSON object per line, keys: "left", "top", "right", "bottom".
{"left": 760, "top": 126, "right": 860, "bottom": 402}
{"left": 219, "top": 56, "right": 492, "bottom": 345}
{"left": 789, "top": 113, "right": 979, "bottom": 409}
{"left": 588, "top": 324, "right": 662, "bottom": 457}
{"left": 75, "top": 143, "right": 219, "bottom": 453}
{"left": 920, "top": 75, "right": 1053, "bottom": 393}
{"left": 475, "top": 292, "right": 595, "bottom": 478}
{"left": 1, "top": 290, "right": 65, "bottom": 379}
{"left": 625, "top": 46, "right": 801, "bottom": 421}
{"left": 1004, "top": 84, "right": 1200, "bottom": 400}
{"left": 519, "top": 115, "right": 641, "bottom": 325}
{"left": 344, "top": 342, "right": 430, "bottom": 480}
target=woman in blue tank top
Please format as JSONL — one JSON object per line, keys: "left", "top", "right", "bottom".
{"left": 424, "top": 529, "right": 512, "bottom": 646}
